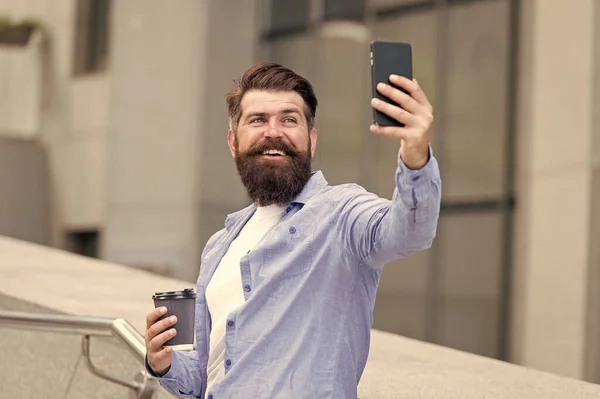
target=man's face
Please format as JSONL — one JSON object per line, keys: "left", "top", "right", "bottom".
{"left": 228, "top": 90, "right": 318, "bottom": 206}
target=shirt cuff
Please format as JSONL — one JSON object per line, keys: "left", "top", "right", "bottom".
{"left": 144, "top": 353, "right": 179, "bottom": 380}
{"left": 397, "top": 145, "right": 438, "bottom": 186}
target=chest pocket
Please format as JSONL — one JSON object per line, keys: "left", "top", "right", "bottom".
{"left": 259, "top": 218, "right": 316, "bottom": 280}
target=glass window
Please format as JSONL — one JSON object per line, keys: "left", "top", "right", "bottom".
{"left": 373, "top": 250, "right": 431, "bottom": 340}
{"left": 371, "top": 0, "right": 433, "bottom": 13}
{"left": 311, "top": 33, "right": 369, "bottom": 185}
{"left": 369, "top": 10, "right": 437, "bottom": 342}
{"left": 436, "top": 211, "right": 504, "bottom": 358}
{"left": 66, "top": 230, "right": 100, "bottom": 258}
{"left": 441, "top": 0, "right": 510, "bottom": 201}
{"left": 73, "top": 0, "right": 111, "bottom": 75}
{"left": 261, "top": 0, "right": 311, "bottom": 37}
{"left": 324, "top": 0, "right": 365, "bottom": 21}
{"left": 266, "top": 33, "right": 317, "bottom": 81}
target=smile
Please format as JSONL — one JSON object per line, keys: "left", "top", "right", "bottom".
{"left": 260, "top": 154, "right": 288, "bottom": 161}
{"left": 262, "top": 150, "right": 286, "bottom": 156}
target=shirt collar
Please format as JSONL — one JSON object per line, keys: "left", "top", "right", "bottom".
{"left": 290, "top": 171, "right": 328, "bottom": 205}
{"left": 224, "top": 171, "right": 328, "bottom": 230}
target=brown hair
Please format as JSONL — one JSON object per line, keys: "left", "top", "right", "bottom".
{"left": 226, "top": 62, "right": 318, "bottom": 133}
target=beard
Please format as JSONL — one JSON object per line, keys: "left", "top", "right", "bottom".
{"left": 234, "top": 137, "right": 312, "bottom": 206}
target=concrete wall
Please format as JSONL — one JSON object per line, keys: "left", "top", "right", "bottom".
{"left": 0, "top": 30, "right": 43, "bottom": 138}
{"left": 584, "top": 0, "right": 600, "bottom": 382}
{"left": 64, "top": 75, "right": 110, "bottom": 231}
{"left": 102, "top": 0, "right": 210, "bottom": 280}
{"left": 103, "top": 0, "right": 258, "bottom": 281}
{"left": 0, "top": 138, "right": 49, "bottom": 245}
{"left": 511, "top": 0, "right": 598, "bottom": 380}
{"left": 0, "top": 0, "right": 110, "bottom": 249}
{"left": 0, "top": 0, "right": 257, "bottom": 280}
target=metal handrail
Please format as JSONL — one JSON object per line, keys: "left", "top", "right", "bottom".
{"left": 0, "top": 310, "right": 157, "bottom": 399}
{"left": 0, "top": 310, "right": 146, "bottom": 360}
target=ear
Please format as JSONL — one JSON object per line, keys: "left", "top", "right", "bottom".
{"left": 309, "top": 128, "right": 318, "bottom": 158}
{"left": 227, "top": 129, "right": 236, "bottom": 158}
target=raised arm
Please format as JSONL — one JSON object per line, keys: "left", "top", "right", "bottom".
{"left": 339, "top": 76, "right": 441, "bottom": 267}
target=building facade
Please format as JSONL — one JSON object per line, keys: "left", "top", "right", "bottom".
{"left": 0, "top": 0, "right": 598, "bottom": 383}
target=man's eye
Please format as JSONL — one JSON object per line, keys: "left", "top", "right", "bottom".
{"left": 283, "top": 118, "right": 297, "bottom": 123}
{"left": 251, "top": 118, "right": 265, "bottom": 123}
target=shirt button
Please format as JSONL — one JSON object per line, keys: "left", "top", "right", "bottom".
{"left": 225, "top": 359, "right": 232, "bottom": 367}
{"left": 289, "top": 226, "right": 296, "bottom": 234}
{"left": 208, "top": 395, "right": 213, "bottom": 399}
{"left": 227, "top": 320, "right": 234, "bottom": 328}
{"left": 412, "top": 175, "right": 420, "bottom": 181}
{"left": 244, "top": 285, "right": 251, "bottom": 292}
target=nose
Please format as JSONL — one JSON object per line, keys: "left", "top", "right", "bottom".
{"left": 264, "top": 120, "right": 283, "bottom": 138}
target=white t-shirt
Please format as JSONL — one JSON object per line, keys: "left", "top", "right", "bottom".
{"left": 205, "top": 204, "right": 284, "bottom": 392}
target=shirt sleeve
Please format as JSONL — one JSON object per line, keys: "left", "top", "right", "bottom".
{"left": 338, "top": 145, "right": 442, "bottom": 268}
{"left": 145, "top": 349, "right": 203, "bottom": 398}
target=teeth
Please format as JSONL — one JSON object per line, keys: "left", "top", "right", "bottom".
{"left": 263, "top": 150, "right": 285, "bottom": 156}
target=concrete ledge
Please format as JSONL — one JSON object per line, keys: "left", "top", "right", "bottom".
{"left": 1, "top": 235, "right": 599, "bottom": 398}
{"left": 362, "top": 330, "right": 600, "bottom": 398}
{"left": 0, "top": 235, "right": 185, "bottom": 333}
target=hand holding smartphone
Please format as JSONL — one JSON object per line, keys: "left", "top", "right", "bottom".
{"left": 370, "top": 41, "right": 413, "bottom": 127}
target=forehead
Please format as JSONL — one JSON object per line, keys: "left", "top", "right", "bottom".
{"left": 240, "top": 90, "right": 305, "bottom": 116}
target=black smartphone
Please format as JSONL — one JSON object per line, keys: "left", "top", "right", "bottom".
{"left": 370, "top": 41, "right": 413, "bottom": 127}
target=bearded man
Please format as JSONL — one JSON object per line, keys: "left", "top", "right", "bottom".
{"left": 144, "top": 62, "right": 441, "bottom": 399}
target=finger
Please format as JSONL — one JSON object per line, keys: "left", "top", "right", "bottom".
{"left": 146, "top": 307, "right": 168, "bottom": 330}
{"left": 148, "top": 346, "right": 173, "bottom": 364}
{"left": 390, "top": 75, "right": 433, "bottom": 109}
{"left": 147, "top": 345, "right": 173, "bottom": 369}
{"left": 369, "top": 123, "right": 409, "bottom": 140}
{"left": 146, "top": 315, "right": 178, "bottom": 343}
{"left": 376, "top": 82, "right": 421, "bottom": 114}
{"left": 149, "top": 328, "right": 177, "bottom": 352}
{"left": 371, "top": 98, "right": 417, "bottom": 126}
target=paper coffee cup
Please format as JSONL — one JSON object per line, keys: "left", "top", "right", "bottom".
{"left": 152, "top": 288, "right": 196, "bottom": 351}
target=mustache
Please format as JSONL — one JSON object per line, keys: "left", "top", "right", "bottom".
{"left": 244, "top": 138, "right": 299, "bottom": 157}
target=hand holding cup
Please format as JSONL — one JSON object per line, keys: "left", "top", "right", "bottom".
{"left": 145, "top": 307, "right": 177, "bottom": 376}
{"left": 145, "top": 288, "right": 197, "bottom": 376}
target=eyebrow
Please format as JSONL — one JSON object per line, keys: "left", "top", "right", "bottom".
{"left": 244, "top": 108, "right": 302, "bottom": 120}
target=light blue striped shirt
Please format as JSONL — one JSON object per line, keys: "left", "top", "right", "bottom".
{"left": 147, "top": 149, "right": 441, "bottom": 398}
